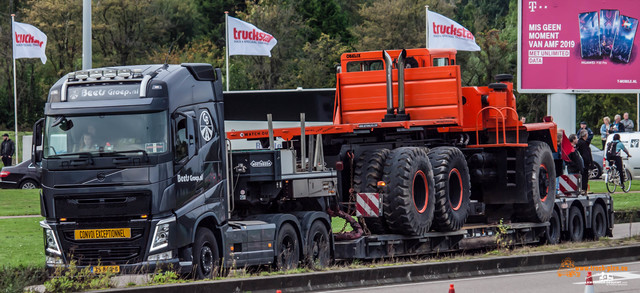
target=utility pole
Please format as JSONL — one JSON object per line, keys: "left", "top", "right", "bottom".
{"left": 82, "top": 0, "right": 92, "bottom": 70}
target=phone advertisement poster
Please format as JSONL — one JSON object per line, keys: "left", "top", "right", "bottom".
{"left": 518, "top": 0, "right": 640, "bottom": 93}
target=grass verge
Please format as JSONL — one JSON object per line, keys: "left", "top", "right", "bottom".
{"left": 0, "top": 189, "right": 40, "bottom": 216}
{"left": 0, "top": 217, "right": 45, "bottom": 268}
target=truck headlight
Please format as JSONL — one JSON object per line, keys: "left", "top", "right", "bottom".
{"left": 40, "top": 221, "right": 62, "bottom": 256}
{"left": 150, "top": 216, "right": 175, "bottom": 252}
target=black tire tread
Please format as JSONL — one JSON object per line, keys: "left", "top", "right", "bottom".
{"left": 427, "top": 147, "right": 471, "bottom": 232}
{"left": 515, "top": 141, "right": 556, "bottom": 222}
{"left": 382, "top": 147, "right": 435, "bottom": 235}
{"left": 353, "top": 149, "right": 390, "bottom": 234}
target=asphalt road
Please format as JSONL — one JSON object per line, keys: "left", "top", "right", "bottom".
{"left": 613, "top": 223, "right": 640, "bottom": 239}
{"left": 318, "top": 261, "right": 640, "bottom": 293}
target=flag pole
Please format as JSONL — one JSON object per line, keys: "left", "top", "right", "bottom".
{"left": 425, "top": 5, "right": 430, "bottom": 48}
{"left": 225, "top": 11, "right": 230, "bottom": 92}
{"left": 11, "top": 14, "right": 19, "bottom": 164}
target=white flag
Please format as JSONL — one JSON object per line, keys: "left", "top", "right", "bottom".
{"left": 227, "top": 16, "right": 277, "bottom": 57}
{"left": 428, "top": 11, "right": 480, "bottom": 51}
{"left": 13, "top": 21, "right": 47, "bottom": 64}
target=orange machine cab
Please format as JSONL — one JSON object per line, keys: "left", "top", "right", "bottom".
{"left": 335, "top": 48, "right": 519, "bottom": 131}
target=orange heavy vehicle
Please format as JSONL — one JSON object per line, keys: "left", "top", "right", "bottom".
{"left": 228, "top": 48, "right": 560, "bottom": 236}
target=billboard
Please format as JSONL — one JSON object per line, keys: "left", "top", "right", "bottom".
{"left": 518, "top": 0, "right": 640, "bottom": 93}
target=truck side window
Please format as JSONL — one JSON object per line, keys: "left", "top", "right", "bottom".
{"left": 433, "top": 58, "right": 449, "bottom": 66}
{"left": 346, "top": 60, "right": 384, "bottom": 72}
{"left": 174, "top": 118, "right": 188, "bottom": 162}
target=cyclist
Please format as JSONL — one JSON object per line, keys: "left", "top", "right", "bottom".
{"left": 607, "top": 133, "right": 632, "bottom": 188}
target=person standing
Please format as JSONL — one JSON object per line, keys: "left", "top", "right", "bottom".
{"left": 567, "top": 134, "right": 584, "bottom": 174}
{"left": 1, "top": 133, "right": 15, "bottom": 167}
{"left": 612, "top": 114, "right": 625, "bottom": 133}
{"left": 622, "top": 112, "right": 635, "bottom": 132}
{"left": 579, "top": 121, "right": 594, "bottom": 143}
{"left": 576, "top": 130, "right": 593, "bottom": 194}
{"left": 600, "top": 116, "right": 611, "bottom": 149}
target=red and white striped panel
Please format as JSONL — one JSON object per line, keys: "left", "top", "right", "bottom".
{"left": 558, "top": 174, "right": 581, "bottom": 195}
{"left": 356, "top": 193, "right": 381, "bottom": 217}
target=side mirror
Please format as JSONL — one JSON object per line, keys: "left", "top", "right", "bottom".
{"left": 33, "top": 118, "right": 44, "bottom": 146}
{"left": 32, "top": 118, "right": 44, "bottom": 165}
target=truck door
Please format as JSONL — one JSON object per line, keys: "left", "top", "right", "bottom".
{"left": 173, "top": 111, "right": 203, "bottom": 207}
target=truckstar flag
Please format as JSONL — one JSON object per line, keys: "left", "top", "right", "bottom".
{"left": 227, "top": 16, "right": 277, "bottom": 57}
{"left": 12, "top": 21, "right": 47, "bottom": 64}
{"left": 428, "top": 11, "right": 480, "bottom": 51}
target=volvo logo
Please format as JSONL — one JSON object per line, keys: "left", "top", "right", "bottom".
{"left": 97, "top": 173, "right": 106, "bottom": 181}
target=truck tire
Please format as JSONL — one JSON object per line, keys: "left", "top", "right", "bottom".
{"left": 515, "top": 141, "right": 556, "bottom": 222}
{"left": 353, "top": 149, "right": 390, "bottom": 234}
{"left": 587, "top": 204, "right": 607, "bottom": 240}
{"left": 427, "top": 147, "right": 471, "bottom": 232}
{"left": 544, "top": 208, "right": 561, "bottom": 245}
{"left": 568, "top": 206, "right": 584, "bottom": 242}
{"left": 306, "top": 221, "right": 330, "bottom": 269}
{"left": 382, "top": 147, "right": 435, "bottom": 235}
{"left": 275, "top": 223, "right": 300, "bottom": 271}
{"left": 193, "top": 228, "right": 220, "bottom": 279}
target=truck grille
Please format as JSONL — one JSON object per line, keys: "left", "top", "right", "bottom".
{"left": 69, "top": 247, "right": 140, "bottom": 265}
{"left": 57, "top": 220, "right": 150, "bottom": 266}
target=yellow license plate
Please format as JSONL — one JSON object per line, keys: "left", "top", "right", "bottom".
{"left": 74, "top": 228, "right": 131, "bottom": 240}
{"left": 92, "top": 265, "right": 120, "bottom": 274}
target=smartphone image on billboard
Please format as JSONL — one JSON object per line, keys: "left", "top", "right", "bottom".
{"left": 611, "top": 15, "right": 639, "bottom": 63}
{"left": 600, "top": 9, "right": 620, "bottom": 56}
{"left": 579, "top": 11, "right": 602, "bottom": 59}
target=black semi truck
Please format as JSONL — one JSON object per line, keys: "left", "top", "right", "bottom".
{"left": 33, "top": 60, "right": 613, "bottom": 278}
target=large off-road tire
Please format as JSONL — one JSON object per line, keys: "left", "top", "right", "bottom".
{"left": 382, "top": 147, "right": 435, "bottom": 235}
{"left": 427, "top": 147, "right": 471, "bottom": 232}
{"left": 353, "top": 149, "right": 390, "bottom": 234}
{"left": 515, "top": 141, "right": 556, "bottom": 222}
{"left": 193, "top": 228, "right": 220, "bottom": 279}
{"left": 275, "top": 223, "right": 300, "bottom": 271}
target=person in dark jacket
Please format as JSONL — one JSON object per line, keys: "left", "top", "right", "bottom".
{"left": 575, "top": 130, "right": 593, "bottom": 194}
{"left": 1, "top": 133, "right": 15, "bottom": 166}
{"left": 579, "top": 121, "right": 594, "bottom": 143}
{"left": 567, "top": 134, "right": 584, "bottom": 174}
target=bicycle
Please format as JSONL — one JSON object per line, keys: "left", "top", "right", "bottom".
{"left": 605, "top": 157, "right": 632, "bottom": 193}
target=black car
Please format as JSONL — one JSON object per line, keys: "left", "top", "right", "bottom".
{"left": 0, "top": 160, "right": 41, "bottom": 189}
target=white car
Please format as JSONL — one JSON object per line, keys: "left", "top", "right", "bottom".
{"left": 604, "top": 132, "right": 638, "bottom": 179}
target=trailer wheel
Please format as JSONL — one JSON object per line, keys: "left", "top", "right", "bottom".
{"left": 427, "top": 147, "right": 471, "bottom": 232}
{"left": 544, "top": 208, "right": 561, "bottom": 245}
{"left": 275, "top": 223, "right": 300, "bottom": 271}
{"left": 516, "top": 141, "right": 556, "bottom": 222}
{"left": 382, "top": 147, "right": 435, "bottom": 235}
{"left": 587, "top": 204, "right": 607, "bottom": 240}
{"left": 353, "top": 149, "right": 390, "bottom": 234}
{"left": 306, "top": 221, "right": 330, "bottom": 269}
{"left": 193, "top": 228, "right": 220, "bottom": 279}
{"left": 568, "top": 206, "right": 584, "bottom": 242}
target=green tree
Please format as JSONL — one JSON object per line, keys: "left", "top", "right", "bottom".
{"left": 295, "top": 33, "right": 352, "bottom": 88}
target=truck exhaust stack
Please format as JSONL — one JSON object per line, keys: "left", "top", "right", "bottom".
{"left": 382, "top": 49, "right": 410, "bottom": 121}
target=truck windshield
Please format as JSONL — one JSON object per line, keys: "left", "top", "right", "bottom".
{"left": 43, "top": 111, "right": 168, "bottom": 158}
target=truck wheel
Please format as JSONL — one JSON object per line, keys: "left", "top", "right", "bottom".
{"left": 382, "top": 147, "right": 435, "bottom": 235}
{"left": 516, "top": 141, "right": 556, "bottom": 222}
{"left": 568, "top": 206, "right": 584, "bottom": 242}
{"left": 587, "top": 204, "right": 607, "bottom": 240}
{"left": 193, "top": 228, "right": 220, "bottom": 279}
{"left": 544, "top": 208, "right": 561, "bottom": 245}
{"left": 427, "top": 147, "right": 471, "bottom": 232}
{"left": 306, "top": 221, "right": 330, "bottom": 269}
{"left": 275, "top": 223, "right": 300, "bottom": 271}
{"left": 353, "top": 149, "right": 390, "bottom": 234}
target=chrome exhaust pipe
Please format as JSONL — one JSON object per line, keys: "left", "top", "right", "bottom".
{"left": 397, "top": 49, "right": 406, "bottom": 115}
{"left": 383, "top": 50, "right": 394, "bottom": 115}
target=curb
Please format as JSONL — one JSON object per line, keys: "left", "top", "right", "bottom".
{"left": 99, "top": 243, "right": 640, "bottom": 293}
{"left": 0, "top": 215, "right": 41, "bottom": 219}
